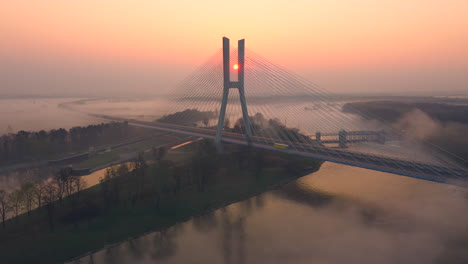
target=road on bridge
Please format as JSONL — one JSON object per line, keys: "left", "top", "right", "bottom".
{"left": 93, "top": 114, "right": 468, "bottom": 186}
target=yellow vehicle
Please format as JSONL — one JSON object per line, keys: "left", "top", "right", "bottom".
{"left": 273, "top": 143, "right": 288, "bottom": 149}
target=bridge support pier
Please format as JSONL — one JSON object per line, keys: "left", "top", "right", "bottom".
{"left": 215, "top": 37, "right": 253, "bottom": 152}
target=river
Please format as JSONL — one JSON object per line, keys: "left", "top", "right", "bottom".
{"left": 70, "top": 162, "right": 468, "bottom": 264}
{"left": 2, "top": 97, "right": 467, "bottom": 263}
{"left": 0, "top": 97, "right": 100, "bottom": 135}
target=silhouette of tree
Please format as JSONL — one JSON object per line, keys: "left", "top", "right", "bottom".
{"left": 20, "top": 182, "right": 35, "bottom": 216}
{"left": 54, "top": 168, "right": 73, "bottom": 204}
{"left": 8, "top": 189, "right": 23, "bottom": 222}
{"left": 42, "top": 181, "right": 58, "bottom": 231}
{"left": 132, "top": 154, "right": 148, "bottom": 199}
{"left": 158, "top": 109, "right": 216, "bottom": 126}
{"left": 72, "top": 176, "right": 87, "bottom": 199}
{"left": 34, "top": 181, "right": 46, "bottom": 208}
{"left": 0, "top": 121, "right": 148, "bottom": 166}
{"left": 151, "top": 160, "right": 175, "bottom": 210}
{"left": 203, "top": 117, "right": 209, "bottom": 127}
{"left": 99, "top": 167, "right": 116, "bottom": 205}
{"left": 0, "top": 190, "right": 10, "bottom": 229}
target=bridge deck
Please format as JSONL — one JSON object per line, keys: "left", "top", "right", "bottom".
{"left": 95, "top": 115, "right": 468, "bottom": 186}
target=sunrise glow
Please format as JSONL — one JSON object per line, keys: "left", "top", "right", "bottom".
{"left": 1, "top": 0, "right": 467, "bottom": 94}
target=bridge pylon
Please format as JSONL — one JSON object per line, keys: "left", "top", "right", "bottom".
{"left": 215, "top": 37, "right": 253, "bottom": 151}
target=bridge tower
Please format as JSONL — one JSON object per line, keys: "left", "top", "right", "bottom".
{"left": 215, "top": 37, "right": 253, "bottom": 150}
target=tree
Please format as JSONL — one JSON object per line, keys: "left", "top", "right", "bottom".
{"left": 202, "top": 117, "right": 209, "bottom": 127}
{"left": 153, "top": 147, "right": 168, "bottom": 163}
{"left": 54, "top": 167, "right": 73, "bottom": 203}
{"left": 152, "top": 160, "right": 175, "bottom": 210}
{"left": 20, "top": 182, "right": 36, "bottom": 216}
{"left": 132, "top": 154, "right": 148, "bottom": 198}
{"left": 72, "top": 176, "right": 87, "bottom": 199}
{"left": 42, "top": 181, "right": 57, "bottom": 231}
{"left": 99, "top": 167, "right": 115, "bottom": 204}
{"left": 158, "top": 109, "right": 216, "bottom": 126}
{"left": 34, "top": 181, "right": 46, "bottom": 208}
{"left": 116, "top": 163, "right": 130, "bottom": 177}
{"left": 8, "top": 189, "right": 23, "bottom": 222}
{"left": 0, "top": 190, "right": 10, "bottom": 229}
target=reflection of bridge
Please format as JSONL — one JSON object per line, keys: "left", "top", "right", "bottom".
{"left": 119, "top": 37, "right": 468, "bottom": 185}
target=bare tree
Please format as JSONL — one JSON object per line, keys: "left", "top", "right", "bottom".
{"left": 34, "top": 181, "right": 46, "bottom": 208}
{"left": 99, "top": 167, "right": 116, "bottom": 204}
{"left": 132, "top": 154, "right": 148, "bottom": 198}
{"left": 42, "top": 181, "right": 58, "bottom": 231}
{"left": 54, "top": 168, "right": 72, "bottom": 203}
{"left": 0, "top": 190, "right": 10, "bottom": 229}
{"left": 20, "top": 182, "right": 36, "bottom": 216}
{"left": 8, "top": 189, "right": 23, "bottom": 221}
{"left": 71, "top": 176, "right": 87, "bottom": 199}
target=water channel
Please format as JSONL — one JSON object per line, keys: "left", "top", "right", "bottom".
{"left": 71, "top": 162, "right": 468, "bottom": 264}
{"left": 2, "top": 97, "right": 466, "bottom": 263}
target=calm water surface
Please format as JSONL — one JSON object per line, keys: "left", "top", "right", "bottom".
{"left": 71, "top": 162, "right": 468, "bottom": 264}
{"left": 4, "top": 98, "right": 466, "bottom": 263}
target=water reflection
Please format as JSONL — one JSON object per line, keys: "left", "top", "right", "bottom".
{"left": 220, "top": 207, "right": 247, "bottom": 264}
{"left": 72, "top": 162, "right": 468, "bottom": 264}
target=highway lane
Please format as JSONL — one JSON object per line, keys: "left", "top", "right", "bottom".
{"left": 92, "top": 114, "right": 468, "bottom": 186}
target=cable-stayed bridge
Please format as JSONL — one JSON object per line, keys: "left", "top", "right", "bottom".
{"left": 109, "top": 37, "right": 468, "bottom": 186}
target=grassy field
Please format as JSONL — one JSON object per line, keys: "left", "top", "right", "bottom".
{"left": 0, "top": 142, "right": 321, "bottom": 264}
{"left": 74, "top": 134, "right": 189, "bottom": 169}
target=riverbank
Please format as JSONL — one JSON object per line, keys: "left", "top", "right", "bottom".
{"left": 342, "top": 100, "right": 468, "bottom": 124}
{"left": 0, "top": 141, "right": 322, "bottom": 263}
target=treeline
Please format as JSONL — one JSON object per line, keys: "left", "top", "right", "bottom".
{"left": 0, "top": 140, "right": 321, "bottom": 263}
{"left": 342, "top": 101, "right": 468, "bottom": 167}
{"left": 0, "top": 142, "right": 214, "bottom": 233}
{"left": 95, "top": 143, "right": 218, "bottom": 212}
{"left": 0, "top": 167, "right": 87, "bottom": 231}
{"left": 230, "top": 113, "right": 312, "bottom": 143}
{"left": 0, "top": 140, "right": 317, "bottom": 232}
{"left": 158, "top": 109, "right": 217, "bottom": 126}
{"left": 0, "top": 122, "right": 151, "bottom": 165}
{"left": 342, "top": 101, "right": 468, "bottom": 124}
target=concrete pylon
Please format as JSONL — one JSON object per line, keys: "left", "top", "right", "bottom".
{"left": 215, "top": 37, "right": 253, "bottom": 151}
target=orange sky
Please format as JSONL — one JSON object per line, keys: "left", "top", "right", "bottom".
{"left": 1, "top": 0, "right": 467, "bottom": 95}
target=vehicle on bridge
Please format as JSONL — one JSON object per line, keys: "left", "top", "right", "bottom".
{"left": 273, "top": 143, "right": 288, "bottom": 149}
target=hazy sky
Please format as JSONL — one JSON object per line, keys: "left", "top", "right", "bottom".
{"left": 1, "top": 0, "right": 467, "bottom": 96}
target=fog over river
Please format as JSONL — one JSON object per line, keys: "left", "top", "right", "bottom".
{"left": 0, "top": 98, "right": 100, "bottom": 135}
{"left": 71, "top": 162, "right": 468, "bottom": 264}
{"left": 2, "top": 97, "right": 467, "bottom": 263}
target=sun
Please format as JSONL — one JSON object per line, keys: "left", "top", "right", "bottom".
{"left": 233, "top": 64, "right": 239, "bottom": 70}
